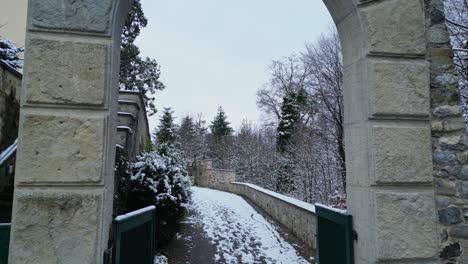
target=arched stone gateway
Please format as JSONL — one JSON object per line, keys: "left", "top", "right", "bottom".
{"left": 8, "top": 0, "right": 131, "bottom": 263}
{"left": 8, "top": 0, "right": 465, "bottom": 263}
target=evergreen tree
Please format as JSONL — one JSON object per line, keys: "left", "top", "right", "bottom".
{"left": 178, "top": 115, "right": 196, "bottom": 160}
{"left": 276, "top": 91, "right": 302, "bottom": 153}
{"left": 210, "top": 107, "right": 233, "bottom": 139}
{"left": 193, "top": 114, "right": 209, "bottom": 159}
{"left": 208, "top": 107, "right": 234, "bottom": 168}
{"left": 155, "top": 108, "right": 177, "bottom": 146}
{"left": 127, "top": 107, "right": 191, "bottom": 248}
{"left": 120, "top": 0, "right": 165, "bottom": 115}
{"left": 275, "top": 91, "right": 305, "bottom": 194}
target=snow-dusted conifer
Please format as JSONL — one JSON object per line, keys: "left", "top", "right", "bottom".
{"left": 127, "top": 107, "right": 191, "bottom": 247}
{"left": 210, "top": 106, "right": 233, "bottom": 139}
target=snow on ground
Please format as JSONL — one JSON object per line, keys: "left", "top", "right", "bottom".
{"left": 190, "top": 186, "right": 311, "bottom": 264}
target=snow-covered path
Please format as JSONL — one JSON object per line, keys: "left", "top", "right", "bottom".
{"left": 189, "top": 186, "right": 312, "bottom": 264}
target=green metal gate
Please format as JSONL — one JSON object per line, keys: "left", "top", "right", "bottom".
{"left": 114, "top": 206, "right": 156, "bottom": 264}
{"left": 0, "top": 224, "right": 10, "bottom": 264}
{"left": 315, "top": 204, "right": 354, "bottom": 264}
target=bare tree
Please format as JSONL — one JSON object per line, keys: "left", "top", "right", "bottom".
{"left": 251, "top": 27, "right": 346, "bottom": 202}
{"left": 445, "top": 0, "right": 468, "bottom": 113}
{"left": 256, "top": 55, "right": 314, "bottom": 123}
{"left": 302, "top": 30, "right": 345, "bottom": 191}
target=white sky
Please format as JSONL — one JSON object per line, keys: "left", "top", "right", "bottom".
{"left": 136, "top": 0, "right": 333, "bottom": 131}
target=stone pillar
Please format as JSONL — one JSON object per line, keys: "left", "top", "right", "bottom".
{"left": 324, "top": 0, "right": 439, "bottom": 262}
{"left": 8, "top": 1, "right": 129, "bottom": 263}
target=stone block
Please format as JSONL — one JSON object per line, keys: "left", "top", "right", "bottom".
{"left": 450, "top": 226, "right": 468, "bottom": 239}
{"left": 369, "top": 59, "right": 429, "bottom": 116}
{"left": 375, "top": 192, "right": 438, "bottom": 260}
{"left": 9, "top": 190, "right": 102, "bottom": 264}
{"left": 439, "top": 206, "right": 462, "bottom": 225}
{"left": 433, "top": 151, "right": 457, "bottom": 166}
{"left": 457, "top": 152, "right": 468, "bottom": 164}
{"left": 435, "top": 179, "right": 456, "bottom": 196}
{"left": 428, "top": 24, "right": 451, "bottom": 45}
{"left": 444, "top": 119, "right": 465, "bottom": 132}
{"left": 372, "top": 126, "right": 432, "bottom": 183}
{"left": 458, "top": 182, "right": 468, "bottom": 199}
{"left": 29, "top": 0, "right": 113, "bottom": 33}
{"left": 361, "top": 0, "right": 426, "bottom": 54}
{"left": 24, "top": 38, "right": 108, "bottom": 106}
{"left": 435, "top": 196, "right": 451, "bottom": 209}
{"left": 16, "top": 114, "right": 105, "bottom": 183}
{"left": 429, "top": 48, "right": 455, "bottom": 67}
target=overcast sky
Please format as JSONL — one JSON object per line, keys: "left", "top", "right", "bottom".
{"left": 136, "top": 0, "right": 333, "bottom": 131}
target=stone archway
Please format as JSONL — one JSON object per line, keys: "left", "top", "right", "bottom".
{"left": 8, "top": 0, "right": 130, "bottom": 263}
{"left": 324, "top": 0, "right": 464, "bottom": 263}
{"left": 7, "top": 0, "right": 464, "bottom": 263}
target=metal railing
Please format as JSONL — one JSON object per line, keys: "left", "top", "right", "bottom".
{"left": 0, "top": 224, "right": 10, "bottom": 264}
{"left": 315, "top": 204, "right": 354, "bottom": 264}
{"left": 113, "top": 206, "right": 156, "bottom": 264}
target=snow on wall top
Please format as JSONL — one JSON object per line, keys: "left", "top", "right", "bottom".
{"left": 115, "top": 205, "right": 156, "bottom": 222}
{"left": 315, "top": 203, "right": 348, "bottom": 215}
{"left": 233, "top": 182, "right": 316, "bottom": 213}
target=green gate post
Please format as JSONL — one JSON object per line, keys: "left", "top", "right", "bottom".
{"left": 114, "top": 206, "right": 156, "bottom": 264}
{"left": 0, "top": 224, "right": 10, "bottom": 264}
{"left": 316, "top": 204, "right": 354, "bottom": 264}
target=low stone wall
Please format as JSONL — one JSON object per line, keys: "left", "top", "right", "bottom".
{"left": 230, "top": 182, "right": 316, "bottom": 249}
{"left": 189, "top": 160, "right": 317, "bottom": 249}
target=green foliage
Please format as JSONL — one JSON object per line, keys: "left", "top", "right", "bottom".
{"left": 113, "top": 147, "right": 131, "bottom": 217}
{"left": 210, "top": 107, "right": 233, "bottom": 139}
{"left": 126, "top": 146, "right": 191, "bottom": 249}
{"left": 120, "top": 0, "right": 165, "bottom": 115}
{"left": 276, "top": 91, "right": 303, "bottom": 153}
{"left": 178, "top": 116, "right": 196, "bottom": 160}
{"left": 145, "top": 135, "right": 153, "bottom": 153}
{"left": 155, "top": 108, "right": 177, "bottom": 146}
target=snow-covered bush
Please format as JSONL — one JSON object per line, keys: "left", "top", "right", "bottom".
{"left": 0, "top": 38, "right": 23, "bottom": 69}
{"left": 127, "top": 143, "right": 191, "bottom": 247}
{"left": 154, "top": 254, "right": 168, "bottom": 264}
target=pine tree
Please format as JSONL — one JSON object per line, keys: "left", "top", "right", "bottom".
{"left": 178, "top": 115, "right": 196, "bottom": 160}
{"left": 155, "top": 108, "right": 177, "bottom": 146}
{"left": 208, "top": 107, "right": 234, "bottom": 168}
{"left": 193, "top": 114, "right": 209, "bottom": 159}
{"left": 276, "top": 92, "right": 301, "bottom": 153}
{"left": 127, "top": 107, "right": 191, "bottom": 248}
{"left": 275, "top": 91, "right": 304, "bottom": 194}
{"left": 120, "top": 0, "right": 165, "bottom": 115}
{"left": 210, "top": 107, "right": 233, "bottom": 139}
